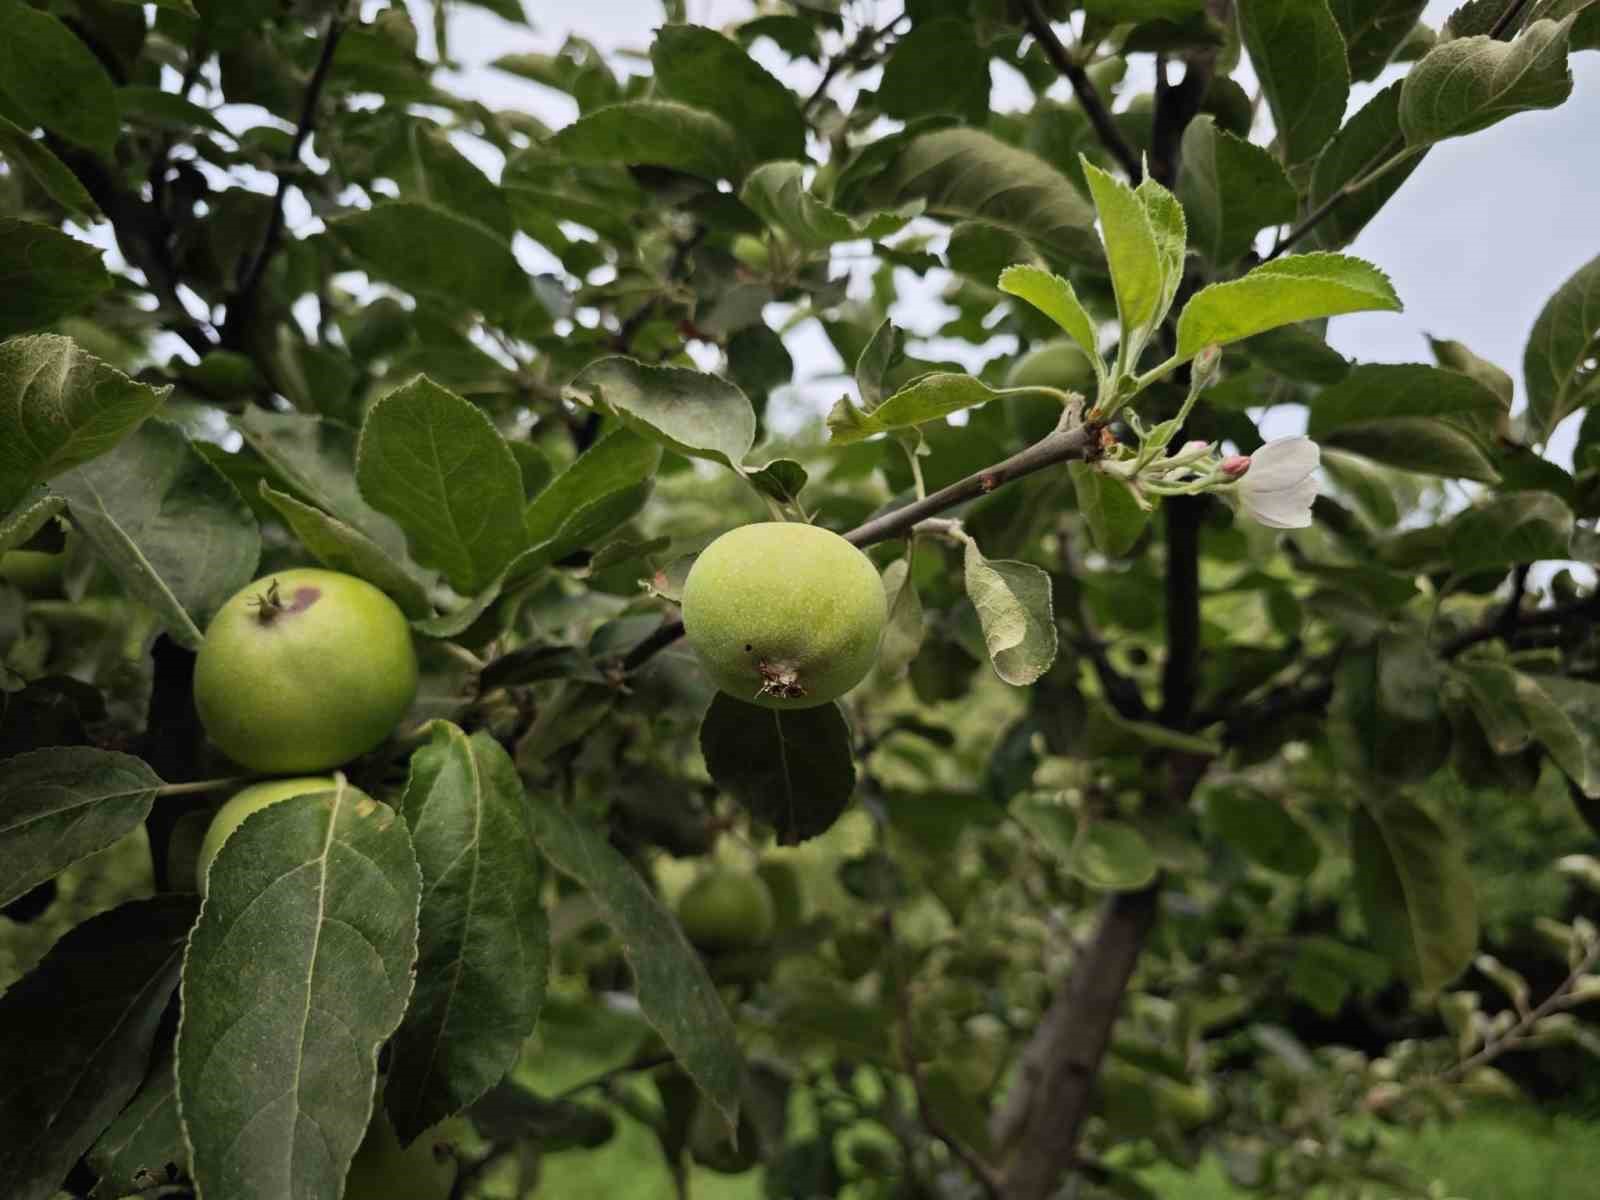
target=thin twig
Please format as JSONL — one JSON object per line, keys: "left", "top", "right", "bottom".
{"left": 554, "top": 1051, "right": 677, "bottom": 1101}
{"left": 1440, "top": 585, "right": 1600, "bottom": 658}
{"left": 1443, "top": 939, "right": 1600, "bottom": 1083}
{"left": 801, "top": 15, "right": 908, "bottom": 115}
{"left": 227, "top": 11, "right": 347, "bottom": 341}
{"left": 1018, "top": 0, "right": 1142, "bottom": 181}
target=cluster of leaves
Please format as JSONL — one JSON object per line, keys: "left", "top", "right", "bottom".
{"left": 7, "top": 0, "right": 1600, "bottom": 1198}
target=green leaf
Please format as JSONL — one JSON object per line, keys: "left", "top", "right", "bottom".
{"left": 1307, "top": 82, "right": 1429, "bottom": 251}
{"left": 827, "top": 373, "right": 1033, "bottom": 444}
{"left": 87, "top": 1042, "right": 186, "bottom": 1199}
{"left": 998, "top": 264, "right": 1101, "bottom": 364}
{"left": 739, "top": 161, "right": 921, "bottom": 248}
{"left": 0, "top": 488, "right": 64, "bottom": 554}
{"left": 0, "top": 747, "right": 160, "bottom": 910}
{"left": 1351, "top": 796, "right": 1477, "bottom": 990}
{"left": 856, "top": 128, "right": 1102, "bottom": 266}
{"left": 1451, "top": 660, "right": 1536, "bottom": 755}
{"left": 1523, "top": 250, "right": 1600, "bottom": 445}
{"left": 878, "top": 557, "right": 925, "bottom": 678}
{"left": 0, "top": 897, "right": 198, "bottom": 1200}
{"left": 329, "top": 202, "right": 531, "bottom": 324}
{"left": 963, "top": 538, "right": 1057, "bottom": 686}
{"left": 1239, "top": 0, "right": 1352, "bottom": 163}
{"left": 0, "top": 219, "right": 112, "bottom": 339}
{"left": 523, "top": 427, "right": 661, "bottom": 553}
{"left": 1330, "top": 0, "right": 1429, "bottom": 80}
{"left": 1178, "top": 117, "right": 1299, "bottom": 265}
{"left": 55, "top": 420, "right": 260, "bottom": 647}
{"left": 116, "top": 86, "right": 230, "bottom": 135}
{"left": 700, "top": 693, "right": 858, "bottom": 844}
{"left": 1399, "top": 17, "right": 1576, "bottom": 146}
{"left": 524, "top": 793, "right": 743, "bottom": 1133}
{"left": 386, "top": 724, "right": 549, "bottom": 1144}
{"left": 547, "top": 100, "right": 748, "bottom": 182}
{"left": 1319, "top": 416, "right": 1500, "bottom": 481}
{"left": 651, "top": 24, "right": 805, "bottom": 164}
{"left": 1429, "top": 334, "right": 1515, "bottom": 409}
{"left": 1307, "top": 363, "right": 1507, "bottom": 436}
{"left": 1082, "top": 160, "right": 1170, "bottom": 338}
{"left": 0, "top": 114, "right": 100, "bottom": 220}
{"left": 0, "top": 335, "right": 168, "bottom": 514}
{"left": 178, "top": 785, "right": 421, "bottom": 1200}
{"left": 236, "top": 406, "right": 407, "bottom": 558}
{"left": 258, "top": 483, "right": 433, "bottom": 619}
{"left": 1175, "top": 253, "right": 1402, "bottom": 361}
{"left": 878, "top": 18, "right": 991, "bottom": 124}
{"left": 566, "top": 358, "right": 756, "bottom": 470}
{"left": 356, "top": 375, "right": 529, "bottom": 595}
{"left": 1448, "top": 493, "right": 1575, "bottom": 574}
{"left": 1517, "top": 673, "right": 1600, "bottom": 796}
{"left": 854, "top": 318, "right": 906, "bottom": 411}
{"left": 1069, "top": 461, "right": 1151, "bottom": 556}
{"left": 1206, "top": 788, "right": 1320, "bottom": 876}
{"left": 0, "top": 1, "right": 119, "bottom": 152}
{"left": 744, "top": 458, "right": 809, "bottom": 508}
{"left": 1071, "top": 820, "right": 1158, "bottom": 891}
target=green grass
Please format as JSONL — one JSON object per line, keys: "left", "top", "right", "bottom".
{"left": 1141, "top": 1107, "right": 1600, "bottom": 1200}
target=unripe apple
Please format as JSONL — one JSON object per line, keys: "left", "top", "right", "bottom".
{"left": 196, "top": 776, "right": 359, "bottom": 894}
{"left": 676, "top": 868, "right": 776, "bottom": 952}
{"left": 681, "top": 523, "right": 886, "bottom": 710}
{"left": 345, "top": 1106, "right": 466, "bottom": 1200}
{"left": 1006, "top": 339, "right": 1098, "bottom": 443}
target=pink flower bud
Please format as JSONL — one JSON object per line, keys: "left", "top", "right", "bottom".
{"left": 1181, "top": 440, "right": 1209, "bottom": 455}
{"left": 1220, "top": 454, "right": 1251, "bottom": 478}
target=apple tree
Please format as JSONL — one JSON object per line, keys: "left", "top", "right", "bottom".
{"left": 5, "top": 1, "right": 1600, "bottom": 1198}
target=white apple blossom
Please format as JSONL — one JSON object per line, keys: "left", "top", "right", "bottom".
{"left": 1230, "top": 436, "right": 1320, "bottom": 529}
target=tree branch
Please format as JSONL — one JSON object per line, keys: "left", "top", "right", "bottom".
{"left": 1440, "top": 573, "right": 1599, "bottom": 659}
{"left": 1018, "top": 0, "right": 1143, "bottom": 181}
{"left": 226, "top": 11, "right": 346, "bottom": 344}
{"left": 1159, "top": 496, "right": 1204, "bottom": 727}
{"left": 802, "top": 14, "right": 908, "bottom": 115}
{"left": 620, "top": 422, "right": 1104, "bottom": 674}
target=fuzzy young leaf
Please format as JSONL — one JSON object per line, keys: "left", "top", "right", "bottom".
{"left": 1175, "top": 253, "right": 1402, "bottom": 361}
{"left": 1069, "top": 461, "right": 1151, "bottom": 556}
{"left": 1524, "top": 251, "right": 1600, "bottom": 445}
{"left": 1239, "top": 0, "right": 1352, "bottom": 163}
{"left": 356, "top": 375, "right": 529, "bottom": 595}
{"left": 258, "top": 484, "right": 433, "bottom": 619}
{"left": 1351, "top": 796, "right": 1477, "bottom": 990}
{"left": 963, "top": 539, "right": 1057, "bottom": 686}
{"left": 828, "top": 374, "right": 1008, "bottom": 444}
{"left": 740, "top": 162, "right": 921, "bottom": 248}
{"left": 1399, "top": 17, "right": 1576, "bottom": 146}
{"left": 700, "top": 693, "right": 858, "bottom": 844}
{"left": 386, "top": 724, "right": 549, "bottom": 1144}
{"left": 854, "top": 318, "right": 906, "bottom": 411}
{"left": 567, "top": 358, "right": 756, "bottom": 470}
{"left": 178, "top": 786, "right": 421, "bottom": 1200}
{"left": 524, "top": 792, "right": 743, "bottom": 1133}
{"left": 1178, "top": 117, "right": 1298, "bottom": 265}
{"left": 1082, "top": 160, "right": 1171, "bottom": 339}
{"left": 998, "top": 264, "right": 1101, "bottom": 364}
{"left": 55, "top": 420, "right": 260, "bottom": 647}
{"left": 548, "top": 100, "right": 748, "bottom": 181}
{"left": 0, "top": 334, "right": 169, "bottom": 514}
{"left": 651, "top": 24, "right": 806, "bottom": 164}
{"left": 0, "top": 897, "right": 198, "bottom": 1200}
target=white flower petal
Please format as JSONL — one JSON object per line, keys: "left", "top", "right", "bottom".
{"left": 1241, "top": 473, "right": 1317, "bottom": 528}
{"left": 1244, "top": 436, "right": 1320, "bottom": 489}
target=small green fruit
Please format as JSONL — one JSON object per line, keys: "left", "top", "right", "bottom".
{"left": 194, "top": 568, "right": 418, "bottom": 772}
{"left": 677, "top": 869, "right": 776, "bottom": 952}
{"left": 1006, "top": 340, "right": 1098, "bottom": 443}
{"left": 196, "top": 776, "right": 357, "bottom": 893}
{"left": 756, "top": 859, "right": 806, "bottom": 930}
{"left": 681, "top": 523, "right": 887, "bottom": 710}
{"left": 344, "top": 1107, "right": 464, "bottom": 1200}
{"left": 0, "top": 549, "right": 67, "bottom": 596}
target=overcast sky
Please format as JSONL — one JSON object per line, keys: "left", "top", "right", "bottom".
{"left": 415, "top": 0, "right": 1599, "bottom": 455}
